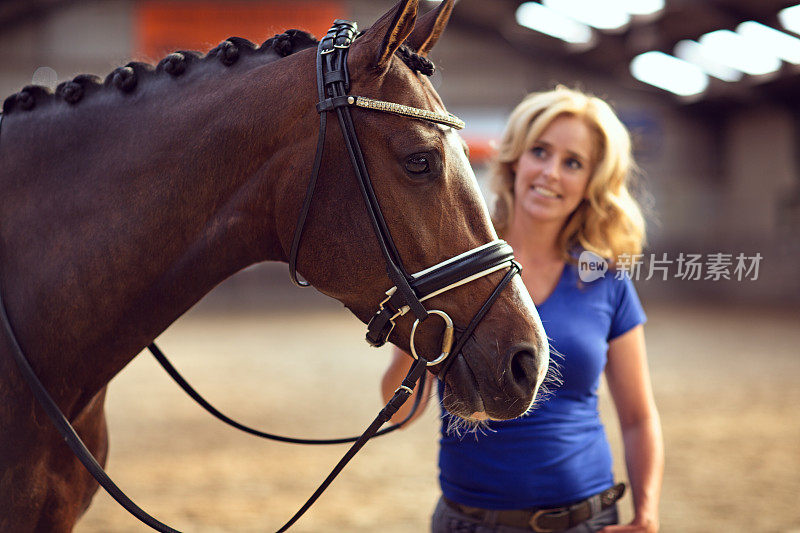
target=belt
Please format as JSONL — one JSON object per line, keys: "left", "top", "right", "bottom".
{"left": 443, "top": 483, "right": 625, "bottom": 533}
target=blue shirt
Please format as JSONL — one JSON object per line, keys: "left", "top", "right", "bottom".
{"left": 438, "top": 263, "right": 646, "bottom": 509}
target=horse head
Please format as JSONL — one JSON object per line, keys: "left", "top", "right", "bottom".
{"left": 278, "top": 0, "right": 550, "bottom": 421}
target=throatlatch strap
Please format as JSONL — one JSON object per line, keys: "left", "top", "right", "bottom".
{"left": 288, "top": 29, "right": 330, "bottom": 288}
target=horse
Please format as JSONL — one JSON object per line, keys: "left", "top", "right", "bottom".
{"left": 0, "top": 1, "right": 549, "bottom": 530}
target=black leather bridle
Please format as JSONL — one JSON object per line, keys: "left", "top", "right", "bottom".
{"left": 288, "top": 20, "right": 521, "bottom": 372}
{"left": 1, "top": 20, "right": 525, "bottom": 533}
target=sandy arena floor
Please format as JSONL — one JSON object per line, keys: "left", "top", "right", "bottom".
{"left": 73, "top": 300, "right": 800, "bottom": 533}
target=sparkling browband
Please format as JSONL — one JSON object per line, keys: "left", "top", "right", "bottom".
{"left": 317, "top": 95, "right": 465, "bottom": 130}
{"left": 354, "top": 96, "right": 465, "bottom": 130}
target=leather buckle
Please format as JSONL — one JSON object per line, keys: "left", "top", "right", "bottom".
{"left": 365, "top": 310, "right": 395, "bottom": 347}
{"left": 365, "top": 288, "right": 403, "bottom": 347}
{"left": 529, "top": 508, "right": 569, "bottom": 533}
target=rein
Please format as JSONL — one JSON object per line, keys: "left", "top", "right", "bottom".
{"left": 147, "top": 342, "right": 426, "bottom": 445}
{"left": 2, "top": 19, "right": 525, "bottom": 532}
{"left": 0, "top": 288, "right": 427, "bottom": 532}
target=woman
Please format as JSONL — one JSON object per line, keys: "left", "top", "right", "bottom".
{"left": 382, "top": 86, "right": 663, "bottom": 533}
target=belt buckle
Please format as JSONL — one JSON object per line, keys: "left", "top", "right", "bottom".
{"left": 529, "top": 508, "right": 569, "bottom": 533}
{"left": 601, "top": 482, "right": 626, "bottom": 507}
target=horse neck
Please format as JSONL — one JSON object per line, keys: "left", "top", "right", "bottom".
{"left": 0, "top": 53, "right": 316, "bottom": 413}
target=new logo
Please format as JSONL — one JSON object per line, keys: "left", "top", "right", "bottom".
{"left": 578, "top": 250, "right": 608, "bottom": 282}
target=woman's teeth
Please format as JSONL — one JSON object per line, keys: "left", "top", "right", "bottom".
{"left": 533, "top": 186, "right": 560, "bottom": 198}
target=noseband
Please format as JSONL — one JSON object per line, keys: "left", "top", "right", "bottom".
{"left": 288, "top": 20, "right": 521, "bottom": 373}
{"left": 1, "top": 20, "right": 525, "bottom": 533}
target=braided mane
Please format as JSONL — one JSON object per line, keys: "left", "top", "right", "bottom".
{"left": 1, "top": 30, "right": 316, "bottom": 115}
{"left": 2, "top": 30, "right": 435, "bottom": 116}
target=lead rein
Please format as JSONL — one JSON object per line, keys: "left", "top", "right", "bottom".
{"left": 147, "top": 342, "right": 428, "bottom": 445}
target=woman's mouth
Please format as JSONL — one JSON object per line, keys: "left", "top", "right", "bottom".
{"left": 531, "top": 185, "right": 562, "bottom": 199}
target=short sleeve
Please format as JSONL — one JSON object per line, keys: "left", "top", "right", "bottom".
{"left": 608, "top": 275, "right": 647, "bottom": 341}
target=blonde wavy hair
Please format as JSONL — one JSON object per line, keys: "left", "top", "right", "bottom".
{"left": 490, "top": 86, "right": 646, "bottom": 265}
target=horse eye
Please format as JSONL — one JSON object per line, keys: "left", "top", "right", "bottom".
{"left": 405, "top": 153, "right": 430, "bottom": 174}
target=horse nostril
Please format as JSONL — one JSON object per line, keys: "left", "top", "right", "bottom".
{"left": 507, "top": 344, "right": 538, "bottom": 391}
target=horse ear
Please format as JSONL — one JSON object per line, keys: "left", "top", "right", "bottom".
{"left": 352, "top": 0, "right": 419, "bottom": 71}
{"left": 405, "top": 0, "right": 454, "bottom": 57}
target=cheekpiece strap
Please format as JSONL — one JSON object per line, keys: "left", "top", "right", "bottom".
{"left": 314, "top": 19, "right": 430, "bottom": 325}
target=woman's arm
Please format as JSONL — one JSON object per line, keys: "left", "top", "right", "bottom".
{"left": 601, "top": 325, "right": 664, "bottom": 533}
{"left": 381, "top": 346, "right": 434, "bottom": 425}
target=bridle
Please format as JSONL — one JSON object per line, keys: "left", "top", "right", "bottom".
{"left": 1, "top": 20, "right": 524, "bottom": 532}
{"left": 288, "top": 20, "right": 521, "bottom": 373}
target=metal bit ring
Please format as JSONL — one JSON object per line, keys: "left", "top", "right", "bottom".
{"left": 409, "top": 309, "right": 455, "bottom": 366}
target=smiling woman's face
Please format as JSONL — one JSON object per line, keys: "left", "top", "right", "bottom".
{"left": 512, "top": 114, "right": 598, "bottom": 226}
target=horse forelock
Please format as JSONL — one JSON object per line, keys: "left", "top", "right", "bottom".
{"left": 396, "top": 44, "right": 435, "bottom": 76}
{"left": 1, "top": 29, "right": 320, "bottom": 116}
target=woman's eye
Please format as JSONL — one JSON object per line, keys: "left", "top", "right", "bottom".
{"left": 531, "top": 146, "right": 546, "bottom": 158}
{"left": 405, "top": 154, "right": 430, "bottom": 174}
{"left": 566, "top": 158, "right": 583, "bottom": 170}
